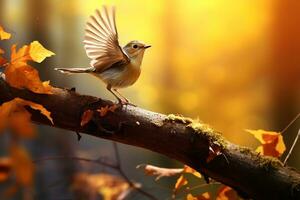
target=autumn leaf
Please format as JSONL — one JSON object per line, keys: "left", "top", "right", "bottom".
{"left": 29, "top": 41, "right": 55, "bottom": 63}
{"left": 246, "top": 129, "right": 286, "bottom": 157}
{"left": 72, "top": 173, "right": 132, "bottom": 200}
{"left": 0, "top": 26, "right": 11, "bottom": 40}
{"left": 187, "top": 192, "right": 211, "bottom": 200}
{"left": 136, "top": 164, "right": 184, "bottom": 181}
{"left": 10, "top": 145, "right": 34, "bottom": 187}
{"left": 174, "top": 165, "right": 201, "bottom": 194}
{"left": 97, "top": 104, "right": 118, "bottom": 117}
{"left": 80, "top": 109, "right": 93, "bottom": 126}
{"left": 216, "top": 186, "right": 239, "bottom": 200}
{"left": 0, "top": 98, "right": 53, "bottom": 137}
{"left": 5, "top": 63, "right": 53, "bottom": 94}
{"left": 0, "top": 48, "right": 7, "bottom": 66}
{"left": 4, "top": 41, "right": 54, "bottom": 94}
{"left": 0, "top": 157, "right": 12, "bottom": 182}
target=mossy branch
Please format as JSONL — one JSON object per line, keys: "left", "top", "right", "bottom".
{"left": 0, "top": 78, "right": 299, "bottom": 200}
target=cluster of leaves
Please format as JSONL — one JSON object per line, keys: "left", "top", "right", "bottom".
{"left": 0, "top": 26, "right": 54, "bottom": 198}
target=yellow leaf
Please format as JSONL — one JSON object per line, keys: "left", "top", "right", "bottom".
{"left": 183, "top": 165, "right": 201, "bottom": 178}
{"left": 245, "top": 129, "right": 286, "bottom": 157}
{"left": 10, "top": 145, "right": 34, "bottom": 186}
{"left": 29, "top": 41, "right": 55, "bottom": 63}
{"left": 0, "top": 26, "right": 11, "bottom": 40}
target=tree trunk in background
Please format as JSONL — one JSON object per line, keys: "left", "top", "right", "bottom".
{"left": 25, "top": 1, "right": 76, "bottom": 199}
{"left": 270, "top": 1, "right": 300, "bottom": 165}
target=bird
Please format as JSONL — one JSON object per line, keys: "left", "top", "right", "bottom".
{"left": 55, "top": 6, "right": 151, "bottom": 104}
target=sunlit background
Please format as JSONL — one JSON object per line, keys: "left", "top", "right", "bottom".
{"left": 1, "top": 0, "right": 300, "bottom": 199}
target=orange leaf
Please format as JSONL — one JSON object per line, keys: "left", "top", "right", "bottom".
{"left": 10, "top": 44, "right": 31, "bottom": 65}
{"left": 173, "top": 165, "right": 202, "bottom": 194}
{"left": 97, "top": 104, "right": 118, "bottom": 117}
{"left": 0, "top": 98, "right": 53, "bottom": 136}
{"left": 187, "top": 192, "right": 211, "bottom": 200}
{"left": 29, "top": 41, "right": 55, "bottom": 63}
{"left": 5, "top": 63, "right": 53, "bottom": 94}
{"left": 10, "top": 145, "right": 34, "bottom": 186}
{"left": 0, "top": 26, "right": 11, "bottom": 40}
{"left": 174, "top": 175, "right": 188, "bottom": 193}
{"left": 246, "top": 129, "right": 286, "bottom": 157}
{"left": 9, "top": 106, "right": 35, "bottom": 138}
{"left": 0, "top": 157, "right": 12, "bottom": 182}
{"left": 81, "top": 109, "right": 93, "bottom": 126}
{"left": 216, "top": 186, "right": 239, "bottom": 200}
{"left": 72, "top": 173, "right": 131, "bottom": 200}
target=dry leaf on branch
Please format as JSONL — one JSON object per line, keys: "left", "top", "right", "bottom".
{"left": 246, "top": 129, "right": 286, "bottom": 157}
{"left": 97, "top": 104, "right": 118, "bottom": 117}
{"left": 4, "top": 41, "right": 54, "bottom": 94}
{"left": 0, "top": 97, "right": 53, "bottom": 138}
{"left": 80, "top": 109, "right": 93, "bottom": 126}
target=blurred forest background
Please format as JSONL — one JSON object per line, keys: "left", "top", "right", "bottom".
{"left": 0, "top": 0, "right": 300, "bottom": 199}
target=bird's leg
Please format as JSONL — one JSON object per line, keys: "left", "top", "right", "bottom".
{"left": 113, "top": 89, "right": 137, "bottom": 107}
{"left": 113, "top": 89, "right": 129, "bottom": 103}
{"left": 106, "top": 84, "right": 123, "bottom": 104}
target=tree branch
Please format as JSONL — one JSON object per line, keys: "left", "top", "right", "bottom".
{"left": 0, "top": 78, "right": 299, "bottom": 200}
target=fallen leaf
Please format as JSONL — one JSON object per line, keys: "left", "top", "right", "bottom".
{"left": 29, "top": 41, "right": 55, "bottom": 63}
{"left": 81, "top": 109, "right": 93, "bottom": 126}
{"left": 187, "top": 192, "right": 211, "bottom": 200}
{"left": 0, "top": 26, "right": 11, "bottom": 40}
{"left": 72, "top": 173, "right": 132, "bottom": 200}
{"left": 216, "top": 186, "right": 239, "bottom": 200}
{"left": 0, "top": 157, "right": 12, "bottom": 182}
{"left": 10, "top": 145, "right": 34, "bottom": 186}
{"left": 136, "top": 164, "right": 184, "bottom": 181}
{"left": 246, "top": 129, "right": 286, "bottom": 157}
{"left": 183, "top": 165, "right": 201, "bottom": 178}
{"left": 97, "top": 104, "right": 118, "bottom": 117}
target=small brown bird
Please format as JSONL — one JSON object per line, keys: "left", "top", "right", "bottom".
{"left": 55, "top": 6, "right": 150, "bottom": 104}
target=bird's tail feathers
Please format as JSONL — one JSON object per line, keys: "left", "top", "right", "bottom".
{"left": 54, "top": 67, "right": 95, "bottom": 74}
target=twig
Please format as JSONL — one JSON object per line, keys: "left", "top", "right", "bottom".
{"left": 112, "top": 142, "right": 158, "bottom": 200}
{"left": 284, "top": 129, "right": 300, "bottom": 165}
{"left": 281, "top": 113, "right": 300, "bottom": 134}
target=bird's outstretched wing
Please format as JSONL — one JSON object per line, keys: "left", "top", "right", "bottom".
{"left": 83, "top": 6, "right": 129, "bottom": 72}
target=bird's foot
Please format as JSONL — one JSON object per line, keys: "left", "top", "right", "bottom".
{"left": 117, "top": 100, "right": 137, "bottom": 107}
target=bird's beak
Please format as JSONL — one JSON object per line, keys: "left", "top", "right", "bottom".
{"left": 144, "top": 45, "right": 151, "bottom": 49}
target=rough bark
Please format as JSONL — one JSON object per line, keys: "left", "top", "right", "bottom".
{"left": 0, "top": 78, "right": 299, "bottom": 200}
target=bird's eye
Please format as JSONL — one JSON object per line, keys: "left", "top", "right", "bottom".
{"left": 133, "top": 44, "right": 138, "bottom": 49}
